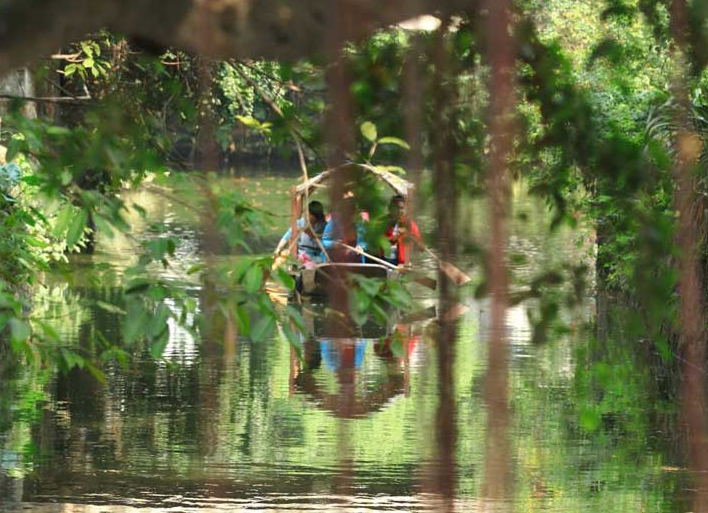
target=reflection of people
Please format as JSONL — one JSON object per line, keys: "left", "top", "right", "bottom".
{"left": 319, "top": 339, "right": 366, "bottom": 371}
{"left": 294, "top": 337, "right": 405, "bottom": 418}
{"left": 276, "top": 200, "right": 327, "bottom": 265}
{"left": 384, "top": 195, "right": 420, "bottom": 266}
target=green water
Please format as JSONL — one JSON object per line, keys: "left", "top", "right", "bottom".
{"left": 0, "top": 171, "right": 691, "bottom": 511}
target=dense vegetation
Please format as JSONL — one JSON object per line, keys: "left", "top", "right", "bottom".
{"left": 3, "top": 0, "right": 708, "bottom": 507}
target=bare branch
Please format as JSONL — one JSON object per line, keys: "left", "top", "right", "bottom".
{"left": 0, "top": 94, "right": 90, "bottom": 104}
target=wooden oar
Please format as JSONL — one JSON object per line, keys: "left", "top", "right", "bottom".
{"left": 411, "top": 238, "right": 472, "bottom": 286}
{"left": 339, "top": 243, "right": 437, "bottom": 290}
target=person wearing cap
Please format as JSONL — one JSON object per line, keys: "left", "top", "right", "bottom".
{"left": 276, "top": 200, "right": 328, "bottom": 264}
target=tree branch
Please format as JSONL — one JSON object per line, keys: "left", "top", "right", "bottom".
{"left": 0, "top": 94, "right": 91, "bottom": 104}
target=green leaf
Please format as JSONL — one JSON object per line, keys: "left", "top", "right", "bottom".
{"left": 184, "top": 297, "right": 197, "bottom": 313}
{"left": 64, "top": 64, "right": 77, "bottom": 76}
{"left": 83, "top": 57, "right": 94, "bottom": 68}
{"left": 355, "top": 276, "right": 382, "bottom": 297}
{"left": 86, "top": 363, "right": 106, "bottom": 384}
{"left": 390, "top": 337, "right": 405, "bottom": 357}
{"left": 6, "top": 138, "right": 27, "bottom": 162}
{"left": 348, "top": 289, "right": 370, "bottom": 325}
{"left": 53, "top": 204, "right": 74, "bottom": 238}
{"left": 66, "top": 208, "right": 88, "bottom": 248}
{"left": 361, "top": 121, "right": 378, "bottom": 142}
{"left": 187, "top": 263, "right": 207, "bottom": 275}
{"left": 377, "top": 137, "right": 410, "bottom": 150}
{"left": 276, "top": 267, "right": 295, "bottom": 290}
{"left": 93, "top": 214, "right": 115, "bottom": 238}
{"left": 579, "top": 408, "right": 601, "bottom": 432}
{"left": 150, "top": 331, "right": 170, "bottom": 359}
{"left": 243, "top": 265, "right": 263, "bottom": 294}
{"left": 148, "top": 303, "right": 171, "bottom": 339}
{"left": 125, "top": 279, "right": 151, "bottom": 295}
{"left": 234, "top": 304, "right": 251, "bottom": 336}
{"left": 102, "top": 347, "right": 130, "bottom": 370}
{"left": 133, "top": 203, "right": 147, "bottom": 218}
{"left": 284, "top": 305, "right": 306, "bottom": 332}
{"left": 251, "top": 315, "right": 275, "bottom": 343}
{"left": 122, "top": 304, "right": 149, "bottom": 344}
{"left": 80, "top": 42, "right": 94, "bottom": 57}
{"left": 96, "top": 300, "right": 127, "bottom": 315}
{"left": 232, "top": 258, "right": 253, "bottom": 282}
{"left": 46, "top": 126, "right": 71, "bottom": 136}
{"left": 281, "top": 323, "right": 303, "bottom": 359}
{"left": 61, "top": 348, "right": 85, "bottom": 370}
{"left": 36, "top": 321, "right": 59, "bottom": 342}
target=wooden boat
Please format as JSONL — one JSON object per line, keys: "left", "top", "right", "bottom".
{"left": 276, "top": 163, "right": 415, "bottom": 296}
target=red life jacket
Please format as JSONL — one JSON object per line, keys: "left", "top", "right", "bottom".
{"left": 385, "top": 220, "right": 420, "bottom": 264}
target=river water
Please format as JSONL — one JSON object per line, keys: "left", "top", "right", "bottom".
{"left": 0, "top": 171, "right": 692, "bottom": 511}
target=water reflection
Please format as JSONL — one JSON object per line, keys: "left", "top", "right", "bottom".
{"left": 292, "top": 308, "right": 426, "bottom": 419}
{"left": 0, "top": 175, "right": 691, "bottom": 512}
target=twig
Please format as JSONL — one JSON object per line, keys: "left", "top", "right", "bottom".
{"left": 43, "top": 76, "right": 85, "bottom": 100}
{"left": 0, "top": 94, "right": 91, "bottom": 104}
{"left": 236, "top": 59, "right": 307, "bottom": 93}
{"left": 50, "top": 52, "right": 82, "bottom": 61}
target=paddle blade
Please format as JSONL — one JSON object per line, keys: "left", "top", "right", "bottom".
{"left": 439, "top": 261, "right": 472, "bottom": 286}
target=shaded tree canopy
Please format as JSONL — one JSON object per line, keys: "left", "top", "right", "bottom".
{"left": 0, "top": 0, "right": 470, "bottom": 77}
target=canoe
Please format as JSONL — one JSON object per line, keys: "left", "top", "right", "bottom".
{"left": 295, "top": 262, "right": 399, "bottom": 296}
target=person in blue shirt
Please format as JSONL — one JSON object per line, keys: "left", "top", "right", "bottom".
{"left": 322, "top": 202, "right": 369, "bottom": 263}
{"left": 276, "top": 200, "right": 327, "bottom": 264}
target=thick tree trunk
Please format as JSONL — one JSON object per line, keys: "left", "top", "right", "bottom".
{"left": 481, "top": 0, "right": 515, "bottom": 507}
{"left": 670, "top": 1, "right": 708, "bottom": 511}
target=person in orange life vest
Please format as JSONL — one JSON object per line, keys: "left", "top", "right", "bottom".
{"left": 384, "top": 195, "right": 420, "bottom": 266}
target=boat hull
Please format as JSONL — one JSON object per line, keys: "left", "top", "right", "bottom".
{"left": 296, "top": 263, "right": 397, "bottom": 296}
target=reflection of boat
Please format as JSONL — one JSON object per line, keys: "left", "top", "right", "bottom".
{"left": 286, "top": 304, "right": 428, "bottom": 418}
{"left": 278, "top": 163, "right": 414, "bottom": 296}
{"left": 294, "top": 336, "right": 409, "bottom": 418}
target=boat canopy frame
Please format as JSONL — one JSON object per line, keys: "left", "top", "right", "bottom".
{"left": 294, "top": 163, "right": 413, "bottom": 201}
{"left": 287, "top": 162, "right": 416, "bottom": 259}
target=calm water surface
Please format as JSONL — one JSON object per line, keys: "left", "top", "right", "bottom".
{"left": 0, "top": 173, "right": 691, "bottom": 511}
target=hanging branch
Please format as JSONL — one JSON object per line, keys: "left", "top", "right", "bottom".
{"left": 231, "top": 61, "right": 330, "bottom": 263}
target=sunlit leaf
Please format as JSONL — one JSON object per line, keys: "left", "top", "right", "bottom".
{"left": 377, "top": 136, "right": 410, "bottom": 150}
{"left": 360, "top": 121, "right": 377, "bottom": 142}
